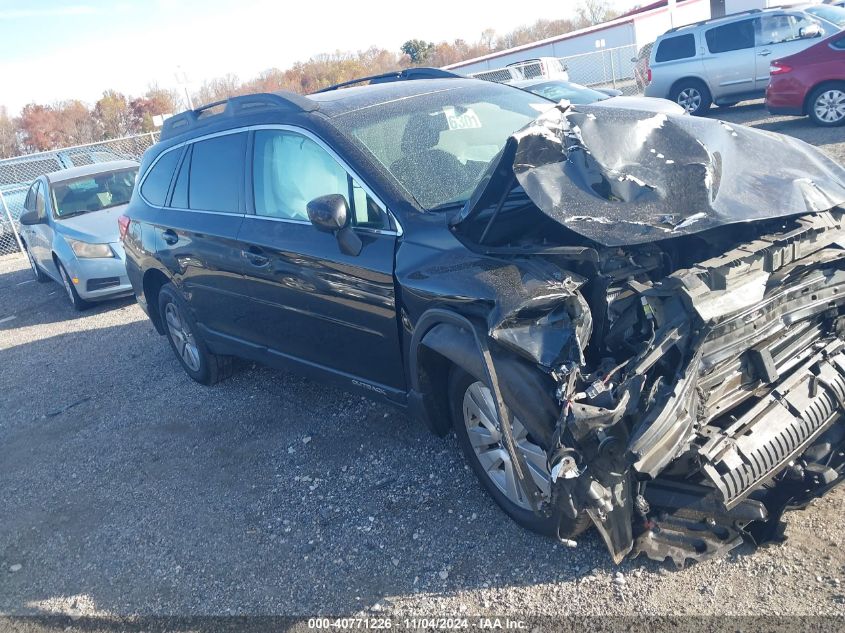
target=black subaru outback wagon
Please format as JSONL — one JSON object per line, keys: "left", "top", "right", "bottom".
{"left": 123, "top": 77, "right": 845, "bottom": 565}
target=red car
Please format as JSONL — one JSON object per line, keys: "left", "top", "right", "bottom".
{"left": 766, "top": 31, "right": 845, "bottom": 126}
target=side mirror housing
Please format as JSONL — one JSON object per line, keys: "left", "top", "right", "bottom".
{"left": 800, "top": 23, "right": 822, "bottom": 38}
{"left": 19, "top": 210, "right": 41, "bottom": 225}
{"left": 307, "top": 194, "right": 349, "bottom": 233}
{"left": 306, "top": 194, "right": 362, "bottom": 257}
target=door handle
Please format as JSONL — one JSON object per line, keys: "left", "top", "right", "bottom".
{"left": 243, "top": 246, "right": 269, "bottom": 267}
{"left": 758, "top": 49, "right": 771, "bottom": 56}
{"left": 162, "top": 229, "right": 178, "bottom": 245}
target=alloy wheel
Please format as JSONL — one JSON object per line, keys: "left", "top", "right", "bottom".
{"left": 462, "top": 381, "right": 551, "bottom": 509}
{"left": 677, "top": 87, "right": 702, "bottom": 113}
{"left": 814, "top": 89, "right": 845, "bottom": 124}
{"left": 164, "top": 302, "right": 201, "bottom": 372}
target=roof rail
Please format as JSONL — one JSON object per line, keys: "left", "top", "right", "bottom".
{"left": 664, "top": 7, "right": 761, "bottom": 33}
{"left": 161, "top": 91, "right": 318, "bottom": 141}
{"left": 312, "top": 67, "right": 463, "bottom": 93}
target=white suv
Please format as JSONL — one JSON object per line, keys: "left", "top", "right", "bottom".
{"left": 644, "top": 6, "right": 844, "bottom": 114}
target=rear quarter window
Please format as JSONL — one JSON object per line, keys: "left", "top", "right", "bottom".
{"left": 655, "top": 34, "right": 697, "bottom": 62}
{"left": 140, "top": 149, "right": 181, "bottom": 206}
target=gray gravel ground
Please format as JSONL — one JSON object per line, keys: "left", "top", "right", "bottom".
{"left": 1, "top": 101, "right": 845, "bottom": 619}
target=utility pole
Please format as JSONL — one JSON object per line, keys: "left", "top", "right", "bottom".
{"left": 175, "top": 66, "right": 194, "bottom": 111}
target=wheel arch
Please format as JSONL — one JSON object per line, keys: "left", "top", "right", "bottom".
{"left": 802, "top": 79, "right": 845, "bottom": 116}
{"left": 669, "top": 75, "right": 711, "bottom": 98}
{"left": 408, "top": 308, "right": 560, "bottom": 447}
{"left": 409, "top": 310, "right": 486, "bottom": 437}
{"left": 142, "top": 267, "right": 171, "bottom": 335}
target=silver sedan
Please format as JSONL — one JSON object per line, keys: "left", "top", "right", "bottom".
{"left": 18, "top": 160, "right": 139, "bottom": 310}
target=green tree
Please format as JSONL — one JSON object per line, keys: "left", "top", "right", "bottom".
{"left": 400, "top": 39, "right": 435, "bottom": 64}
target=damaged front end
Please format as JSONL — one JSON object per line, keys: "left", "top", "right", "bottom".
{"left": 451, "top": 104, "right": 845, "bottom": 566}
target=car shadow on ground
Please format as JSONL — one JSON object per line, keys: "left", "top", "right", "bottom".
{"left": 0, "top": 262, "right": 135, "bottom": 331}
{"left": 1, "top": 315, "right": 727, "bottom": 616}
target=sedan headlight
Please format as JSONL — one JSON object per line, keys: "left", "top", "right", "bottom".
{"left": 67, "top": 238, "right": 114, "bottom": 259}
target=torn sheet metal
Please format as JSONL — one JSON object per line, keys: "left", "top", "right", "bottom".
{"left": 458, "top": 104, "right": 845, "bottom": 247}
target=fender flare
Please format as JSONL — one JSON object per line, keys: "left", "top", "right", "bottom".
{"left": 409, "top": 308, "right": 547, "bottom": 512}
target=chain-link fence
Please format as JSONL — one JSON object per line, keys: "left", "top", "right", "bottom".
{"left": 0, "top": 132, "right": 158, "bottom": 258}
{"left": 562, "top": 45, "right": 640, "bottom": 95}
{"left": 468, "top": 44, "right": 642, "bottom": 96}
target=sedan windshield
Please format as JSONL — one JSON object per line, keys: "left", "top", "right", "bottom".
{"left": 52, "top": 168, "right": 138, "bottom": 218}
{"left": 519, "top": 80, "right": 611, "bottom": 104}
{"left": 332, "top": 83, "right": 554, "bottom": 210}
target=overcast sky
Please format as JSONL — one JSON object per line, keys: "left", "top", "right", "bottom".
{"left": 0, "top": 0, "right": 642, "bottom": 115}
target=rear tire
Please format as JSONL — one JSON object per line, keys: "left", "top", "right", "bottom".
{"left": 57, "top": 261, "right": 89, "bottom": 311}
{"left": 448, "top": 366, "right": 589, "bottom": 539}
{"left": 670, "top": 79, "right": 712, "bottom": 115}
{"left": 808, "top": 83, "right": 845, "bottom": 127}
{"left": 158, "top": 283, "right": 233, "bottom": 386}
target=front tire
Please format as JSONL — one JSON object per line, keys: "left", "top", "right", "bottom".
{"left": 158, "top": 283, "right": 233, "bottom": 386}
{"left": 24, "top": 243, "right": 49, "bottom": 283}
{"left": 671, "top": 79, "right": 712, "bottom": 115}
{"left": 448, "top": 367, "right": 589, "bottom": 539}
{"left": 57, "top": 261, "right": 89, "bottom": 311}
{"left": 808, "top": 83, "right": 845, "bottom": 127}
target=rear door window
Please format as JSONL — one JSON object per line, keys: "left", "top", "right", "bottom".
{"left": 170, "top": 146, "right": 191, "bottom": 209}
{"left": 655, "top": 34, "right": 696, "bottom": 62}
{"left": 706, "top": 19, "right": 756, "bottom": 52}
{"left": 140, "top": 149, "right": 180, "bottom": 206}
{"left": 188, "top": 133, "right": 245, "bottom": 213}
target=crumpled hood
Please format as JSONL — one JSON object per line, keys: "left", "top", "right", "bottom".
{"left": 458, "top": 104, "right": 845, "bottom": 247}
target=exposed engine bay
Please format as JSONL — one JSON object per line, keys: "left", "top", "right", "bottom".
{"left": 442, "top": 104, "right": 845, "bottom": 565}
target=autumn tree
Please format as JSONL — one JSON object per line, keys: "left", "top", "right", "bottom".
{"left": 194, "top": 74, "right": 247, "bottom": 107}
{"left": 0, "top": 107, "right": 17, "bottom": 158}
{"left": 94, "top": 90, "right": 134, "bottom": 138}
{"left": 131, "top": 85, "right": 182, "bottom": 131}
{"left": 18, "top": 104, "right": 60, "bottom": 152}
{"left": 576, "top": 0, "right": 616, "bottom": 26}
{"left": 54, "top": 100, "right": 99, "bottom": 146}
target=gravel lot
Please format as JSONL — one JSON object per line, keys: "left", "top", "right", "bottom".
{"left": 1, "top": 101, "right": 845, "bottom": 620}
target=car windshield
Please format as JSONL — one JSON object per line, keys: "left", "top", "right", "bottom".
{"left": 805, "top": 4, "right": 845, "bottom": 27}
{"left": 521, "top": 80, "right": 611, "bottom": 104}
{"left": 52, "top": 167, "right": 138, "bottom": 218}
{"left": 332, "top": 83, "right": 554, "bottom": 210}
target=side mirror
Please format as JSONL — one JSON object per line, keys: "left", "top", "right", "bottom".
{"left": 800, "top": 23, "right": 822, "bottom": 38}
{"left": 19, "top": 210, "right": 41, "bottom": 225}
{"left": 306, "top": 194, "right": 362, "bottom": 257}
